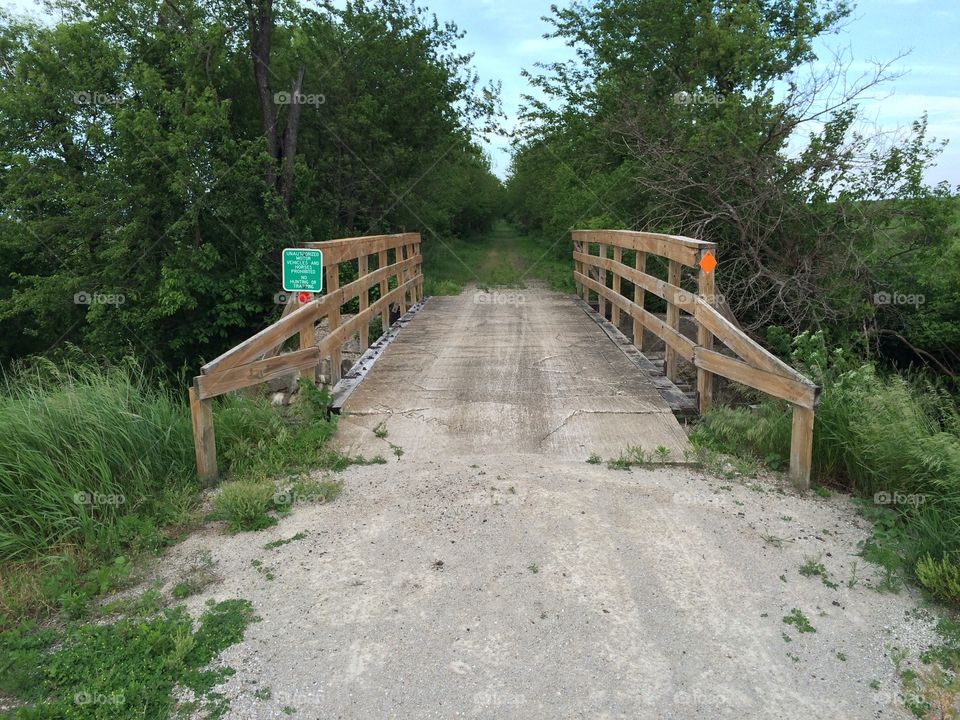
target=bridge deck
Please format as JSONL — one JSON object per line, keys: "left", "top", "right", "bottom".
{"left": 336, "top": 285, "right": 690, "bottom": 461}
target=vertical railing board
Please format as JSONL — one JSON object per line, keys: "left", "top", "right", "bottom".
{"left": 664, "top": 259, "right": 681, "bottom": 382}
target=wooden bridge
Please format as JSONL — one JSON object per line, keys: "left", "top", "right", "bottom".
{"left": 188, "top": 230, "right": 819, "bottom": 487}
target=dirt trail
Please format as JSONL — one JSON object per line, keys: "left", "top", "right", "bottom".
{"left": 160, "top": 286, "right": 936, "bottom": 719}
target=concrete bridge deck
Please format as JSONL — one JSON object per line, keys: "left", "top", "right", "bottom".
{"left": 336, "top": 285, "right": 690, "bottom": 461}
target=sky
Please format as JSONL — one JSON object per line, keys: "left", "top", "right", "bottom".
{"left": 422, "top": 0, "right": 960, "bottom": 185}
{"left": 4, "top": 0, "right": 959, "bottom": 186}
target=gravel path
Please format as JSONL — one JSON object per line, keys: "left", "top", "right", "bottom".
{"left": 159, "top": 455, "right": 935, "bottom": 719}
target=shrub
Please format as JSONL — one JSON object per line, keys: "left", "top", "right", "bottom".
{"left": 917, "top": 554, "right": 960, "bottom": 605}
{"left": 211, "top": 481, "right": 278, "bottom": 532}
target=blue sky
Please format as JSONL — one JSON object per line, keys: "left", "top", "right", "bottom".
{"left": 424, "top": 0, "right": 960, "bottom": 186}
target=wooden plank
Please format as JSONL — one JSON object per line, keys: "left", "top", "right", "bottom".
{"left": 611, "top": 246, "right": 622, "bottom": 327}
{"left": 358, "top": 253, "right": 369, "bottom": 347}
{"left": 378, "top": 249, "right": 389, "bottom": 331}
{"left": 572, "top": 241, "right": 584, "bottom": 300}
{"left": 572, "top": 229, "right": 715, "bottom": 268}
{"left": 202, "top": 300, "right": 318, "bottom": 374}
{"left": 576, "top": 271, "right": 696, "bottom": 362}
{"left": 790, "top": 405, "right": 815, "bottom": 490}
{"left": 298, "top": 316, "right": 317, "bottom": 384}
{"left": 300, "top": 232, "right": 419, "bottom": 266}
{"left": 399, "top": 245, "right": 408, "bottom": 315}
{"left": 665, "top": 259, "right": 681, "bottom": 382}
{"left": 634, "top": 250, "right": 647, "bottom": 351}
{"left": 317, "top": 278, "right": 417, "bottom": 357}
{"left": 697, "top": 262, "right": 715, "bottom": 414}
{"left": 574, "top": 251, "right": 696, "bottom": 313}
{"left": 330, "top": 298, "right": 429, "bottom": 413}
{"left": 189, "top": 384, "right": 217, "bottom": 484}
{"left": 597, "top": 244, "right": 608, "bottom": 319}
{"left": 574, "top": 296, "right": 697, "bottom": 415}
{"left": 327, "top": 259, "right": 342, "bottom": 385}
{"left": 693, "top": 298, "right": 812, "bottom": 385}
{"left": 197, "top": 347, "right": 321, "bottom": 400}
{"left": 693, "top": 348, "right": 819, "bottom": 409}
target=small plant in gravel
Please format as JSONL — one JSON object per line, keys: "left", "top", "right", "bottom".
{"left": 373, "top": 422, "right": 388, "bottom": 439}
{"left": 254, "top": 687, "right": 272, "bottom": 701}
{"left": 606, "top": 446, "right": 651, "bottom": 470}
{"left": 586, "top": 453, "right": 602, "bottom": 465}
{"left": 799, "top": 555, "right": 839, "bottom": 589}
{"left": 264, "top": 532, "right": 309, "bottom": 550}
{"left": 782, "top": 608, "right": 816, "bottom": 633}
{"left": 528, "top": 563, "right": 540, "bottom": 574}
{"left": 251, "top": 559, "right": 275, "bottom": 581}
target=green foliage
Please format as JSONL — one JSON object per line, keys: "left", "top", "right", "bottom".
{"left": 0, "top": 361, "right": 342, "bottom": 627}
{"left": 782, "top": 608, "right": 816, "bottom": 634}
{"left": 0, "top": 598, "right": 254, "bottom": 719}
{"left": 916, "top": 554, "right": 960, "bottom": 605}
{"left": 693, "top": 330, "right": 960, "bottom": 605}
{"left": 212, "top": 482, "right": 278, "bottom": 533}
{"left": 0, "top": 0, "right": 501, "bottom": 374}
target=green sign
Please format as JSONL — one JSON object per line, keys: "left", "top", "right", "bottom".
{"left": 281, "top": 248, "right": 323, "bottom": 292}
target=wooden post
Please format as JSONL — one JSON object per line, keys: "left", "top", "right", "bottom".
{"left": 611, "top": 246, "right": 622, "bottom": 328}
{"left": 665, "top": 259, "right": 681, "bottom": 382}
{"left": 398, "top": 245, "right": 408, "bottom": 315}
{"left": 379, "top": 249, "right": 389, "bottom": 331}
{"left": 597, "top": 243, "right": 608, "bottom": 319}
{"left": 573, "top": 241, "right": 584, "bottom": 299}
{"left": 359, "top": 254, "right": 369, "bottom": 347}
{"left": 697, "top": 251, "right": 715, "bottom": 414}
{"left": 189, "top": 384, "right": 217, "bottom": 484}
{"left": 327, "top": 260, "right": 341, "bottom": 385}
{"left": 790, "top": 405, "right": 814, "bottom": 490}
{"left": 633, "top": 251, "right": 647, "bottom": 350}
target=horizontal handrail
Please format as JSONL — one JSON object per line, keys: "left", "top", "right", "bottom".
{"left": 189, "top": 232, "right": 423, "bottom": 482}
{"left": 573, "top": 229, "right": 818, "bottom": 488}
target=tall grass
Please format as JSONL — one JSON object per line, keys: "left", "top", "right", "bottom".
{"left": 0, "top": 358, "right": 195, "bottom": 561}
{"left": 0, "top": 358, "right": 340, "bottom": 625}
{"left": 692, "top": 331, "right": 960, "bottom": 603}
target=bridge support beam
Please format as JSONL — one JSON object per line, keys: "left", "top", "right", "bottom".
{"left": 790, "top": 405, "right": 814, "bottom": 490}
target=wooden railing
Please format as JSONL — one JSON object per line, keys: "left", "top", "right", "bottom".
{"left": 572, "top": 229, "right": 820, "bottom": 488}
{"left": 189, "top": 232, "right": 423, "bottom": 482}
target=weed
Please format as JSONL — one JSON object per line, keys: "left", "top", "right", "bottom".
{"left": 654, "top": 446, "right": 671, "bottom": 462}
{"left": 389, "top": 443, "right": 404, "bottom": 460}
{"left": 373, "top": 422, "right": 388, "bottom": 439}
{"left": 212, "top": 481, "right": 278, "bottom": 533}
{"left": 782, "top": 608, "right": 816, "bottom": 633}
{"left": 528, "top": 563, "right": 540, "bottom": 574}
{"left": 586, "top": 453, "right": 602, "bottom": 465}
{"left": 251, "top": 559, "right": 274, "bottom": 581}
{"left": 0, "top": 596, "right": 254, "bottom": 718}
{"left": 760, "top": 533, "right": 785, "bottom": 548}
{"left": 264, "top": 532, "right": 309, "bottom": 550}
{"left": 916, "top": 554, "right": 960, "bottom": 605}
{"left": 254, "top": 687, "right": 272, "bottom": 701}
{"left": 812, "top": 484, "right": 832, "bottom": 498}
{"left": 836, "top": 651, "right": 847, "bottom": 661}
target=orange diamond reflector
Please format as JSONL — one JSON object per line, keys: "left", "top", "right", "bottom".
{"left": 699, "top": 252, "right": 717, "bottom": 274}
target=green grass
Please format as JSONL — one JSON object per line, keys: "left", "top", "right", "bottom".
{"left": 0, "top": 597, "right": 255, "bottom": 719}
{"left": 421, "top": 220, "right": 575, "bottom": 294}
{"left": 782, "top": 608, "right": 816, "bottom": 634}
{"left": 0, "top": 360, "right": 347, "bottom": 628}
{"left": 691, "top": 330, "right": 960, "bottom": 608}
